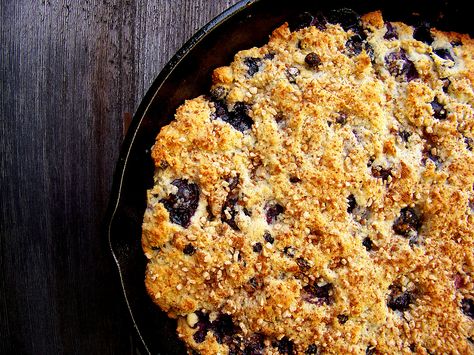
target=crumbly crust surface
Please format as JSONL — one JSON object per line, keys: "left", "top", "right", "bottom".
{"left": 142, "top": 10, "right": 474, "bottom": 354}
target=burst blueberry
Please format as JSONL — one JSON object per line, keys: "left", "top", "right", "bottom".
{"left": 384, "top": 22, "right": 398, "bottom": 40}
{"left": 244, "top": 57, "right": 262, "bottom": 76}
{"left": 385, "top": 49, "right": 418, "bottom": 82}
{"left": 161, "top": 179, "right": 199, "bottom": 228}
{"left": 431, "top": 97, "right": 447, "bottom": 120}
{"left": 393, "top": 207, "right": 421, "bottom": 237}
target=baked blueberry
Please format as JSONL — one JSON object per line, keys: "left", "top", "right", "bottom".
{"left": 296, "top": 257, "right": 311, "bottom": 272}
{"left": 384, "top": 22, "right": 398, "bottom": 40}
{"left": 305, "top": 52, "right": 322, "bottom": 68}
{"left": 253, "top": 242, "right": 263, "bottom": 253}
{"left": 305, "top": 344, "right": 318, "bottom": 354}
{"left": 283, "top": 246, "right": 296, "bottom": 258}
{"left": 393, "top": 207, "right": 421, "bottom": 237}
{"left": 286, "top": 67, "right": 300, "bottom": 83}
{"left": 193, "top": 311, "right": 211, "bottom": 343}
{"left": 399, "top": 130, "right": 411, "bottom": 142}
{"left": 211, "top": 313, "right": 239, "bottom": 344}
{"left": 387, "top": 288, "right": 414, "bottom": 312}
{"left": 434, "top": 48, "right": 455, "bottom": 62}
{"left": 461, "top": 298, "right": 474, "bottom": 319}
{"left": 161, "top": 179, "right": 199, "bottom": 228}
{"left": 347, "top": 194, "right": 357, "bottom": 213}
{"left": 302, "top": 282, "right": 333, "bottom": 305}
{"left": 371, "top": 166, "right": 392, "bottom": 182}
{"left": 183, "top": 243, "right": 196, "bottom": 255}
{"left": 345, "top": 35, "right": 364, "bottom": 57}
{"left": 265, "top": 203, "right": 284, "bottom": 224}
{"left": 264, "top": 231, "right": 274, "bottom": 244}
{"left": 337, "top": 314, "right": 349, "bottom": 324}
{"left": 243, "top": 334, "right": 265, "bottom": 355}
{"left": 274, "top": 336, "right": 294, "bottom": 354}
{"left": 244, "top": 57, "right": 262, "bottom": 76}
{"left": 431, "top": 97, "right": 447, "bottom": 120}
{"left": 362, "top": 237, "right": 373, "bottom": 251}
{"left": 385, "top": 49, "right": 418, "bottom": 82}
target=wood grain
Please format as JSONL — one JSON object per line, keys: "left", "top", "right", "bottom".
{"left": 0, "top": 0, "right": 240, "bottom": 353}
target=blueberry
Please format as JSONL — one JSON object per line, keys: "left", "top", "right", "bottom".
{"left": 286, "top": 67, "right": 300, "bottom": 83}
{"left": 413, "top": 22, "right": 434, "bottom": 45}
{"left": 248, "top": 276, "right": 264, "bottom": 291}
{"left": 434, "top": 48, "right": 454, "bottom": 62}
{"left": 371, "top": 166, "right": 392, "bottom": 182}
{"left": 244, "top": 57, "right": 262, "bottom": 76}
{"left": 305, "top": 52, "right": 322, "bottom": 68}
{"left": 327, "top": 8, "right": 362, "bottom": 34}
{"left": 213, "top": 99, "right": 230, "bottom": 120}
{"left": 431, "top": 97, "right": 447, "bottom": 120}
{"left": 336, "top": 113, "right": 347, "bottom": 125}
{"left": 290, "top": 176, "right": 301, "bottom": 183}
{"left": 283, "top": 246, "right": 296, "bottom": 258}
{"left": 461, "top": 298, "right": 474, "bottom": 318}
{"left": 296, "top": 257, "right": 311, "bottom": 272}
{"left": 264, "top": 52, "right": 275, "bottom": 60}
{"left": 441, "top": 78, "right": 451, "bottom": 93}
{"left": 337, "top": 314, "right": 349, "bottom": 324}
{"left": 229, "top": 102, "right": 254, "bottom": 132}
{"left": 193, "top": 311, "right": 211, "bottom": 343}
{"left": 465, "top": 136, "right": 473, "bottom": 151}
{"left": 264, "top": 231, "right": 274, "bottom": 244}
{"left": 345, "top": 35, "right": 364, "bottom": 57}
{"left": 422, "top": 147, "right": 442, "bottom": 169}
{"left": 393, "top": 207, "right": 422, "bottom": 237}
{"left": 399, "top": 130, "right": 411, "bottom": 142}
{"left": 364, "top": 43, "right": 375, "bottom": 63}
{"left": 347, "top": 194, "right": 357, "bottom": 213}
{"left": 210, "top": 86, "right": 227, "bottom": 101}
{"left": 222, "top": 194, "right": 239, "bottom": 230}
{"left": 451, "top": 39, "right": 462, "bottom": 47}
{"left": 265, "top": 203, "right": 284, "bottom": 224}
{"left": 161, "top": 179, "right": 199, "bottom": 228}
{"left": 362, "top": 237, "right": 373, "bottom": 251}
{"left": 385, "top": 49, "right": 418, "bottom": 82}
{"left": 214, "top": 100, "right": 253, "bottom": 132}
{"left": 253, "top": 242, "right": 263, "bottom": 253}
{"left": 387, "top": 288, "right": 414, "bottom": 312}
{"left": 211, "top": 313, "right": 239, "bottom": 344}
{"left": 384, "top": 22, "right": 398, "bottom": 40}
{"left": 183, "top": 243, "right": 196, "bottom": 255}
{"left": 273, "top": 336, "right": 294, "bottom": 354}
{"left": 244, "top": 334, "right": 265, "bottom": 355}
{"left": 302, "top": 282, "right": 333, "bottom": 305}
{"left": 305, "top": 344, "right": 318, "bottom": 354}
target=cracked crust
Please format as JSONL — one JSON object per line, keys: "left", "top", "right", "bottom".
{"left": 142, "top": 10, "right": 474, "bottom": 354}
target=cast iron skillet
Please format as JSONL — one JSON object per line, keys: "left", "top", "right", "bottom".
{"left": 106, "top": 0, "right": 472, "bottom": 353}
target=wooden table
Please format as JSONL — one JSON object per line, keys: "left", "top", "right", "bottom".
{"left": 0, "top": 1, "right": 240, "bottom": 353}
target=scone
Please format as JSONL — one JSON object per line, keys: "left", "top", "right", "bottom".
{"left": 142, "top": 9, "right": 474, "bottom": 354}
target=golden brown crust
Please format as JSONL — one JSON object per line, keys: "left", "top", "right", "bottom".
{"left": 142, "top": 10, "right": 474, "bottom": 355}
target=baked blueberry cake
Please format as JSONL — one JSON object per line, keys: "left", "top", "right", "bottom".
{"left": 142, "top": 9, "right": 474, "bottom": 354}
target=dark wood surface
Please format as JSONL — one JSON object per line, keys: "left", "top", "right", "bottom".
{"left": 0, "top": 1, "right": 240, "bottom": 353}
